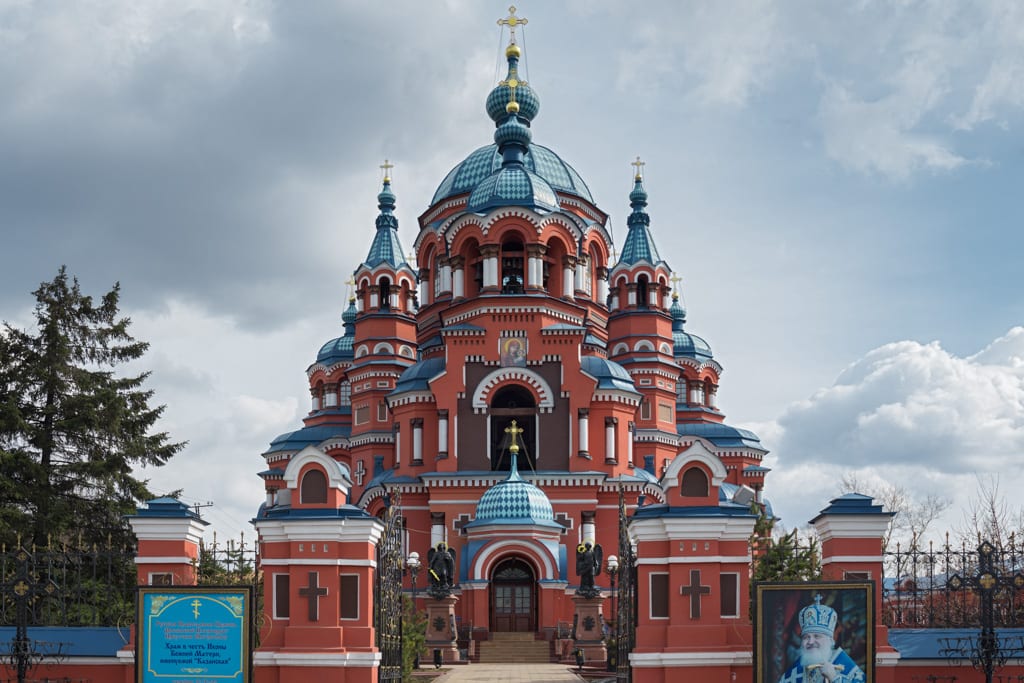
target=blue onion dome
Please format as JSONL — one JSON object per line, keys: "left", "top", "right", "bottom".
{"left": 467, "top": 165, "right": 559, "bottom": 213}
{"left": 362, "top": 174, "right": 409, "bottom": 269}
{"left": 474, "top": 452, "right": 557, "bottom": 526}
{"left": 618, "top": 172, "right": 662, "bottom": 265}
{"left": 671, "top": 296, "right": 714, "bottom": 361}
{"left": 495, "top": 113, "right": 532, "bottom": 149}
{"left": 486, "top": 44, "right": 540, "bottom": 124}
{"left": 314, "top": 298, "right": 357, "bottom": 365}
{"left": 431, "top": 144, "right": 593, "bottom": 206}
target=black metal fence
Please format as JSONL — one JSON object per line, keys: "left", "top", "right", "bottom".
{"left": 883, "top": 536, "right": 1024, "bottom": 629}
{"left": 0, "top": 539, "right": 137, "bottom": 628}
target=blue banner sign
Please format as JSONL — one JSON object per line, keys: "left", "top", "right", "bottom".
{"left": 137, "top": 587, "right": 251, "bottom": 683}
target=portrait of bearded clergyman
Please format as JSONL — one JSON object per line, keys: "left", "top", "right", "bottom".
{"left": 755, "top": 583, "right": 873, "bottom": 683}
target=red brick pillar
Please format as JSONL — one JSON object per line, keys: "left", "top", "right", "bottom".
{"left": 127, "top": 497, "right": 208, "bottom": 586}
{"left": 811, "top": 493, "right": 898, "bottom": 682}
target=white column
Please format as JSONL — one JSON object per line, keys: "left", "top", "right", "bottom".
{"left": 663, "top": 291, "right": 671, "bottom": 308}
{"left": 412, "top": 419, "right": 423, "bottom": 464}
{"left": 562, "top": 265, "right": 574, "bottom": 298}
{"left": 370, "top": 292, "right": 379, "bottom": 309}
{"left": 650, "top": 289, "right": 659, "bottom": 308}
{"left": 442, "top": 263, "right": 453, "bottom": 293}
{"left": 575, "top": 261, "right": 585, "bottom": 292}
{"left": 419, "top": 278, "right": 428, "bottom": 306}
{"left": 598, "top": 277, "right": 608, "bottom": 305}
{"left": 578, "top": 409, "right": 590, "bottom": 457}
{"left": 453, "top": 267, "right": 465, "bottom": 298}
{"left": 605, "top": 417, "right": 617, "bottom": 463}
{"left": 394, "top": 426, "right": 401, "bottom": 466}
{"left": 431, "top": 516, "right": 446, "bottom": 548}
{"left": 484, "top": 256, "right": 498, "bottom": 288}
{"left": 581, "top": 513, "right": 596, "bottom": 547}
{"left": 627, "top": 421, "right": 634, "bottom": 466}
{"left": 610, "top": 291, "right": 619, "bottom": 311}
{"left": 627, "top": 287, "right": 637, "bottom": 307}
{"left": 528, "top": 255, "right": 541, "bottom": 287}
{"left": 437, "top": 410, "right": 449, "bottom": 457}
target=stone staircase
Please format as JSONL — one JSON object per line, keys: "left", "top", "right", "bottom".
{"left": 476, "top": 632, "right": 552, "bottom": 663}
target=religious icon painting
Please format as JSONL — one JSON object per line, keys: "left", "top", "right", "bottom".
{"left": 754, "top": 581, "right": 874, "bottom": 683}
{"left": 499, "top": 335, "right": 527, "bottom": 367}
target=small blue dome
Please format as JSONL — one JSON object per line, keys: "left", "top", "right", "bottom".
{"left": 474, "top": 454, "right": 558, "bottom": 526}
{"left": 487, "top": 81, "right": 540, "bottom": 123}
{"left": 314, "top": 299, "right": 357, "bottom": 366}
{"left": 670, "top": 295, "right": 713, "bottom": 360}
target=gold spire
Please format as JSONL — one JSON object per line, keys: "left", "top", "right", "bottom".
{"left": 631, "top": 156, "right": 646, "bottom": 181}
{"left": 505, "top": 419, "right": 524, "bottom": 454}
{"left": 498, "top": 6, "right": 528, "bottom": 47}
{"left": 379, "top": 159, "right": 394, "bottom": 184}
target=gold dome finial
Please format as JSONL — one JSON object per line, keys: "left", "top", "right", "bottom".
{"left": 379, "top": 158, "right": 394, "bottom": 184}
{"left": 498, "top": 6, "right": 528, "bottom": 48}
{"left": 506, "top": 99, "right": 520, "bottom": 114}
{"left": 671, "top": 273, "right": 682, "bottom": 300}
{"left": 632, "top": 156, "right": 646, "bottom": 181}
{"left": 505, "top": 419, "right": 524, "bottom": 455}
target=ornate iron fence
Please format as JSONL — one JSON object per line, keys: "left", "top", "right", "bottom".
{"left": 615, "top": 486, "right": 637, "bottom": 683}
{"left": 0, "top": 538, "right": 136, "bottom": 628}
{"left": 375, "top": 492, "right": 404, "bottom": 683}
{"left": 884, "top": 536, "right": 1024, "bottom": 629}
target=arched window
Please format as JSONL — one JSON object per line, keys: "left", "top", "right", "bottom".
{"left": 501, "top": 238, "right": 525, "bottom": 293}
{"left": 301, "top": 469, "right": 328, "bottom": 504}
{"left": 379, "top": 277, "right": 391, "bottom": 310}
{"left": 680, "top": 467, "right": 709, "bottom": 497}
{"left": 637, "top": 275, "right": 649, "bottom": 309}
{"left": 490, "top": 384, "right": 537, "bottom": 472}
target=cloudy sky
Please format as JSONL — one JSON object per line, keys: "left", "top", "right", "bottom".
{"left": 3, "top": 1, "right": 1023, "bottom": 545}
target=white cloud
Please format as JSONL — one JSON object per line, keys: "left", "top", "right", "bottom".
{"left": 761, "top": 328, "right": 1024, "bottom": 533}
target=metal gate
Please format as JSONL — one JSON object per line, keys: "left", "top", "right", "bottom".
{"left": 615, "top": 485, "right": 637, "bottom": 682}
{"left": 375, "top": 492, "right": 404, "bottom": 683}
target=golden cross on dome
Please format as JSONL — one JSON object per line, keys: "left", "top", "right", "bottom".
{"left": 631, "top": 156, "right": 645, "bottom": 180}
{"left": 505, "top": 419, "right": 524, "bottom": 452}
{"left": 671, "top": 273, "right": 682, "bottom": 299}
{"left": 380, "top": 159, "right": 394, "bottom": 183}
{"left": 345, "top": 277, "right": 356, "bottom": 301}
{"left": 498, "top": 6, "right": 528, "bottom": 44}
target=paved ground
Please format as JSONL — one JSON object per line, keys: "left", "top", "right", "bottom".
{"left": 432, "top": 663, "right": 587, "bottom": 682}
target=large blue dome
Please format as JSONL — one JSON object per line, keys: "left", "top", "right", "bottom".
{"left": 431, "top": 143, "right": 594, "bottom": 207}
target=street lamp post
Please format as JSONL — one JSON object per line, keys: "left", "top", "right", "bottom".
{"left": 605, "top": 555, "right": 619, "bottom": 672}
{"left": 406, "top": 551, "right": 421, "bottom": 669}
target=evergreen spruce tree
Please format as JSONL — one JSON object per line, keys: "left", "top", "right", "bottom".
{"left": 0, "top": 267, "right": 184, "bottom": 548}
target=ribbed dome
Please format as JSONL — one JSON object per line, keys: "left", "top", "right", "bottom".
{"left": 467, "top": 165, "right": 559, "bottom": 213}
{"left": 474, "top": 454, "right": 556, "bottom": 525}
{"left": 431, "top": 144, "right": 594, "bottom": 206}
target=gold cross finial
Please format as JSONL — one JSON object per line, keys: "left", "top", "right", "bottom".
{"left": 345, "top": 277, "right": 356, "bottom": 302}
{"left": 498, "top": 6, "right": 528, "bottom": 44}
{"left": 671, "top": 273, "right": 682, "bottom": 300}
{"left": 631, "top": 156, "right": 645, "bottom": 181}
{"left": 380, "top": 159, "right": 394, "bottom": 184}
{"left": 505, "top": 419, "right": 525, "bottom": 453}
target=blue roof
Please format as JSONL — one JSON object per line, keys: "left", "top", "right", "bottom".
{"left": 888, "top": 629, "right": 1024, "bottom": 659}
{"left": 580, "top": 356, "right": 639, "bottom": 393}
{"left": 392, "top": 357, "right": 446, "bottom": 394}
{"left": 361, "top": 179, "right": 408, "bottom": 269}
{"left": 812, "top": 492, "right": 893, "bottom": 521}
{"left": 265, "top": 423, "right": 351, "bottom": 455}
{"left": 0, "top": 627, "right": 127, "bottom": 656}
{"left": 617, "top": 176, "right": 664, "bottom": 266}
{"left": 670, "top": 295, "right": 713, "bottom": 360}
{"left": 633, "top": 504, "right": 758, "bottom": 520}
{"left": 431, "top": 143, "right": 594, "bottom": 206}
{"left": 677, "top": 422, "right": 764, "bottom": 450}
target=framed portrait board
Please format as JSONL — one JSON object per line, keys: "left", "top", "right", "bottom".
{"left": 499, "top": 335, "right": 527, "bottom": 367}
{"left": 754, "top": 581, "right": 874, "bottom": 683}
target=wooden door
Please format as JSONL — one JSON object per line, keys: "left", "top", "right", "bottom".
{"left": 491, "top": 559, "right": 535, "bottom": 632}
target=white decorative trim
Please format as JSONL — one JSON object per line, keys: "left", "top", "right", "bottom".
{"left": 636, "top": 555, "right": 751, "bottom": 565}
{"left": 662, "top": 440, "right": 727, "bottom": 489}
{"left": 135, "top": 556, "right": 194, "bottom": 565}
{"left": 470, "top": 538, "right": 557, "bottom": 580}
{"left": 254, "top": 518, "right": 384, "bottom": 545}
{"left": 254, "top": 651, "right": 382, "bottom": 667}
{"left": 471, "top": 367, "right": 555, "bottom": 413}
{"left": 259, "top": 558, "right": 377, "bottom": 567}
{"left": 630, "top": 651, "right": 752, "bottom": 667}
{"left": 630, "top": 516, "right": 756, "bottom": 543}
{"left": 129, "top": 517, "right": 207, "bottom": 545}
{"left": 282, "top": 445, "right": 352, "bottom": 493}
{"left": 813, "top": 515, "right": 891, "bottom": 541}
{"left": 821, "top": 555, "right": 885, "bottom": 565}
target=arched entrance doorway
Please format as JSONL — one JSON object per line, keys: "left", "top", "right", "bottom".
{"left": 490, "top": 557, "right": 535, "bottom": 632}
{"left": 490, "top": 385, "right": 537, "bottom": 471}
